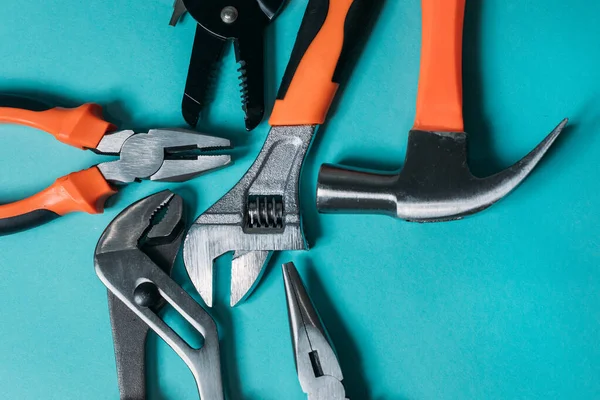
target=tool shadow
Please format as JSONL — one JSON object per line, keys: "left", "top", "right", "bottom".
{"left": 306, "top": 258, "right": 411, "bottom": 400}
{"left": 462, "top": 1, "right": 570, "bottom": 177}
{"left": 462, "top": 0, "right": 503, "bottom": 177}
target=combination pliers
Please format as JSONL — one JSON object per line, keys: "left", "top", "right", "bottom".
{"left": 0, "top": 99, "right": 231, "bottom": 234}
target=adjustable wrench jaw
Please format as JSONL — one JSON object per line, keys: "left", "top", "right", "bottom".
{"left": 184, "top": 125, "right": 316, "bottom": 307}
{"left": 184, "top": 223, "right": 306, "bottom": 307}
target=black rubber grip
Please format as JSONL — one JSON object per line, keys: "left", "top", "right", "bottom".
{"left": 333, "top": 0, "right": 379, "bottom": 83}
{"left": 0, "top": 210, "right": 59, "bottom": 235}
{"left": 276, "top": 0, "right": 378, "bottom": 100}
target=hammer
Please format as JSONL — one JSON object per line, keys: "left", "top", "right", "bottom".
{"left": 316, "top": 0, "right": 568, "bottom": 222}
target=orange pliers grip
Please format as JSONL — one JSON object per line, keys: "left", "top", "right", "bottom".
{"left": 270, "top": 0, "right": 374, "bottom": 126}
{"left": 0, "top": 103, "right": 117, "bottom": 234}
{"left": 0, "top": 103, "right": 115, "bottom": 149}
{"left": 0, "top": 168, "right": 117, "bottom": 234}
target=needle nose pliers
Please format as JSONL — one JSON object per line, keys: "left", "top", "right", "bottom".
{"left": 283, "top": 262, "right": 348, "bottom": 399}
{"left": 0, "top": 101, "right": 232, "bottom": 234}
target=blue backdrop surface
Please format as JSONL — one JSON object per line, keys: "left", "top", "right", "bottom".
{"left": 0, "top": 1, "right": 599, "bottom": 399}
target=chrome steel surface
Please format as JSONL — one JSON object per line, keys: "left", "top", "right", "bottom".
{"left": 184, "top": 125, "right": 316, "bottom": 307}
{"left": 96, "top": 128, "right": 231, "bottom": 184}
{"left": 94, "top": 191, "right": 224, "bottom": 400}
{"left": 169, "top": 0, "right": 187, "bottom": 26}
{"left": 221, "top": 6, "right": 239, "bottom": 24}
{"left": 317, "top": 119, "right": 568, "bottom": 222}
{"left": 283, "top": 262, "right": 347, "bottom": 400}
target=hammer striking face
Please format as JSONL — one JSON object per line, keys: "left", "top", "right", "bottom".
{"left": 316, "top": 0, "right": 567, "bottom": 222}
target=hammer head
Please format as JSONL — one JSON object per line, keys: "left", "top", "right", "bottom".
{"left": 316, "top": 119, "right": 567, "bottom": 222}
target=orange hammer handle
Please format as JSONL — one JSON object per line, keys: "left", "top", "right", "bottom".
{"left": 413, "top": 0, "right": 465, "bottom": 132}
{"left": 270, "top": 0, "right": 375, "bottom": 126}
{"left": 0, "top": 103, "right": 114, "bottom": 149}
{"left": 0, "top": 168, "right": 117, "bottom": 235}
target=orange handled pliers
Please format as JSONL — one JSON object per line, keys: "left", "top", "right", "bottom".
{"left": 0, "top": 101, "right": 232, "bottom": 235}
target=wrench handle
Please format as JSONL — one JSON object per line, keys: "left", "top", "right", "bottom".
{"left": 270, "top": 0, "right": 377, "bottom": 126}
{"left": 413, "top": 0, "right": 465, "bottom": 132}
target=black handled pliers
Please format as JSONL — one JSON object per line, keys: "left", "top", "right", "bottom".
{"left": 169, "top": 0, "right": 286, "bottom": 131}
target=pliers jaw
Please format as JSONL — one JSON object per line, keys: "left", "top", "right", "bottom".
{"left": 150, "top": 128, "right": 233, "bottom": 182}
{"left": 96, "top": 128, "right": 232, "bottom": 184}
{"left": 94, "top": 190, "right": 183, "bottom": 257}
{"left": 283, "top": 263, "right": 347, "bottom": 400}
{"left": 0, "top": 100, "right": 234, "bottom": 235}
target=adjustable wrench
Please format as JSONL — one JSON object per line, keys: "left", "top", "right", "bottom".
{"left": 184, "top": 0, "right": 378, "bottom": 307}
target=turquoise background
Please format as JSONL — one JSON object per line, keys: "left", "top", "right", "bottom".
{"left": 0, "top": 0, "right": 599, "bottom": 399}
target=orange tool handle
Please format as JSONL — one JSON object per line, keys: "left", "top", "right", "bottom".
{"left": 413, "top": 0, "right": 465, "bottom": 132}
{"left": 0, "top": 103, "right": 114, "bottom": 149}
{"left": 0, "top": 168, "right": 116, "bottom": 235}
{"left": 270, "top": 0, "right": 376, "bottom": 126}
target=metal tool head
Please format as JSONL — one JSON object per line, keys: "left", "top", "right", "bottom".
{"left": 317, "top": 119, "right": 567, "bottom": 222}
{"left": 180, "top": 0, "right": 285, "bottom": 32}
{"left": 283, "top": 263, "right": 347, "bottom": 400}
{"left": 95, "top": 191, "right": 224, "bottom": 400}
{"left": 183, "top": 125, "right": 315, "bottom": 307}
{"left": 95, "top": 190, "right": 184, "bottom": 257}
{"left": 170, "top": 0, "right": 285, "bottom": 130}
{"left": 96, "top": 128, "right": 232, "bottom": 184}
